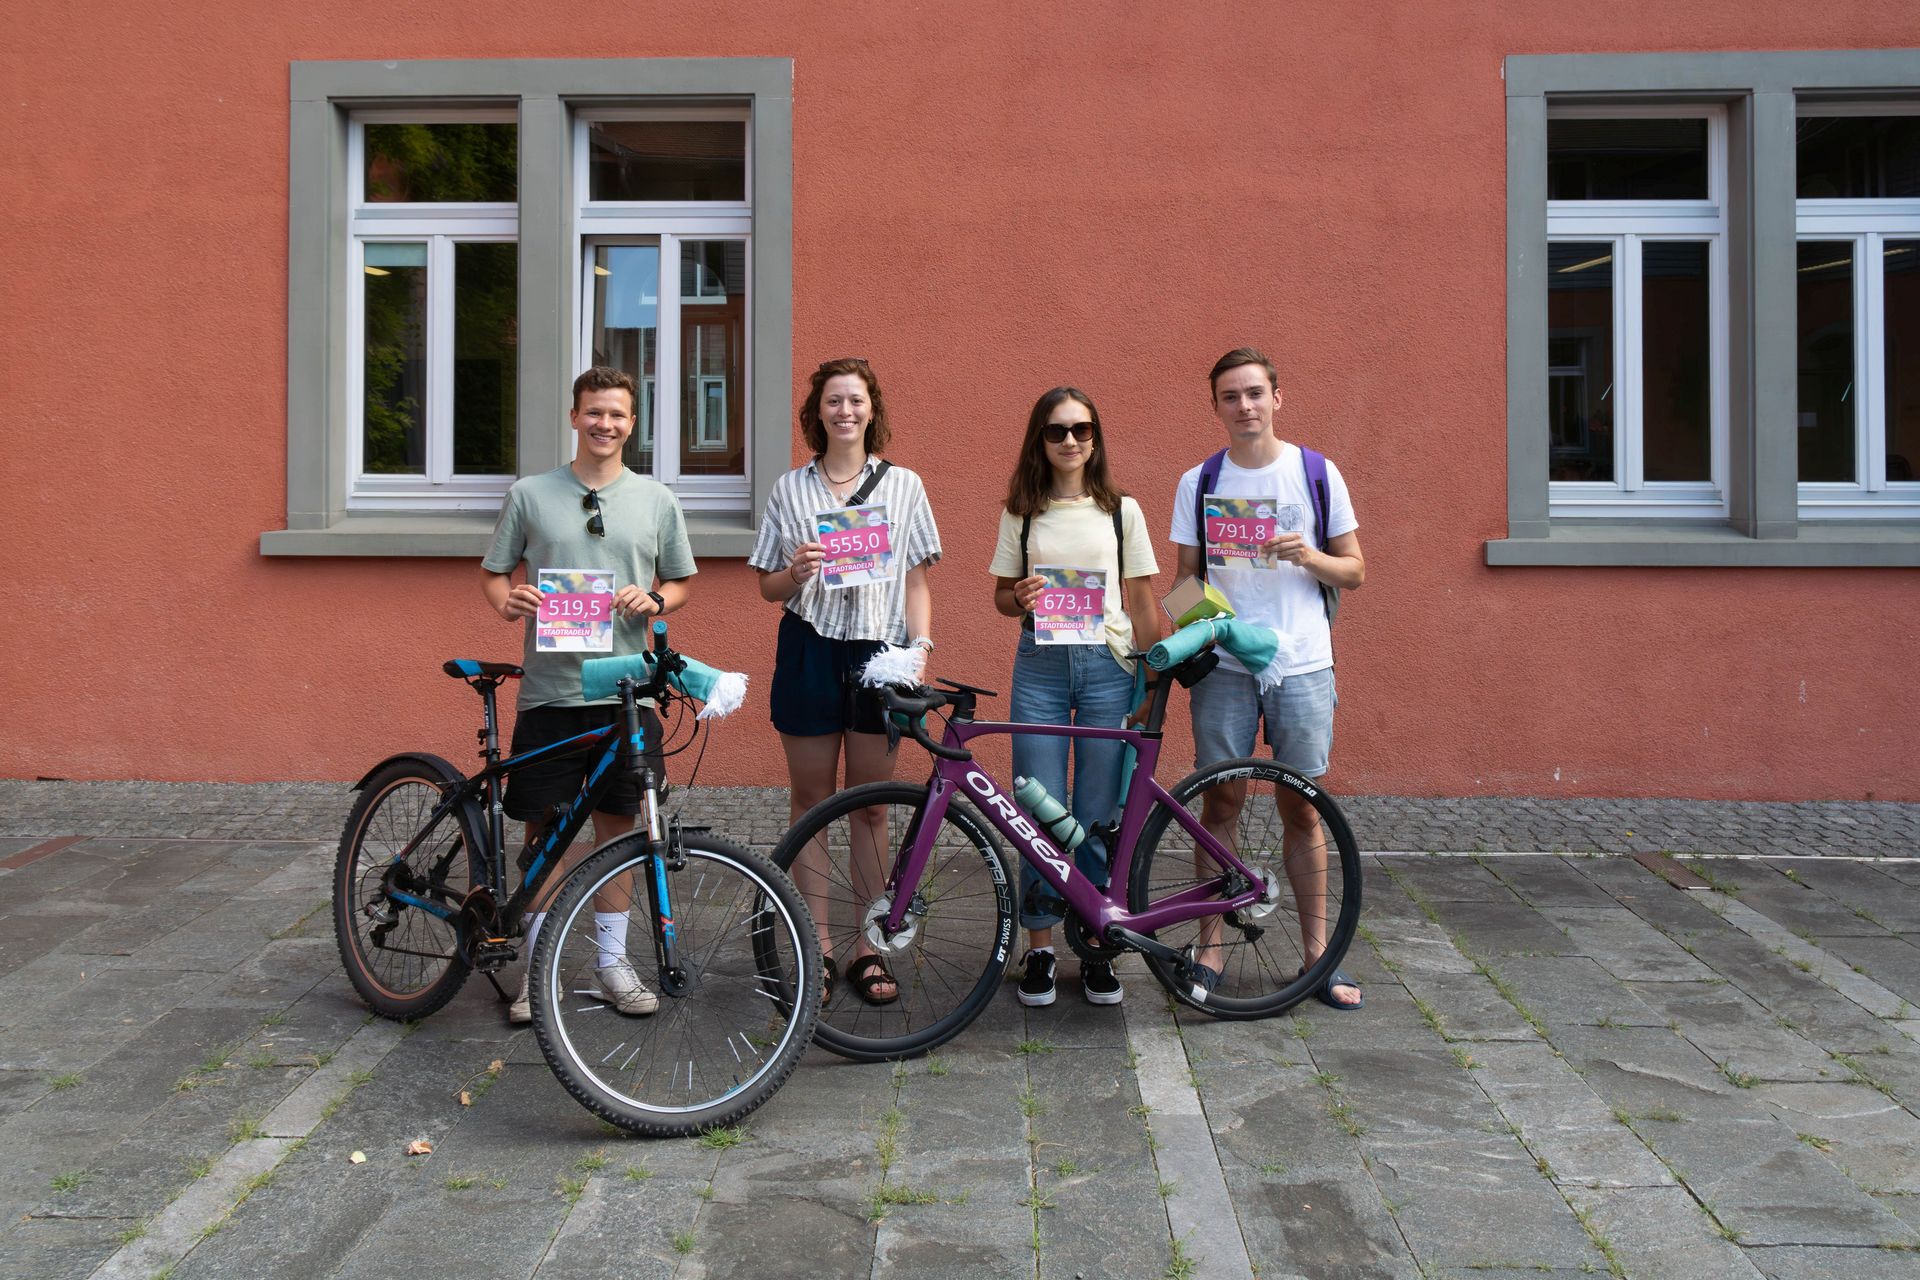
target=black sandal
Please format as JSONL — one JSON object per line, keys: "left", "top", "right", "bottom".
{"left": 846, "top": 954, "right": 900, "bottom": 1006}
{"left": 821, "top": 956, "right": 839, "bottom": 1009}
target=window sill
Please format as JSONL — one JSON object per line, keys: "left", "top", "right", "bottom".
{"left": 260, "top": 512, "right": 758, "bottom": 559}
{"left": 1485, "top": 522, "right": 1920, "bottom": 567}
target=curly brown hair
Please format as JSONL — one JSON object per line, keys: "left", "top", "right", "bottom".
{"left": 1003, "top": 387, "right": 1125, "bottom": 518}
{"left": 799, "top": 358, "right": 891, "bottom": 456}
{"left": 571, "top": 365, "right": 638, "bottom": 412}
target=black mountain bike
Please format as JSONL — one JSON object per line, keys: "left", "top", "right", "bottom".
{"left": 333, "top": 621, "right": 819, "bottom": 1136}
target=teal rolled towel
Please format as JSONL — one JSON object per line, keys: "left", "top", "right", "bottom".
{"left": 1147, "top": 618, "right": 1296, "bottom": 691}
{"left": 580, "top": 651, "right": 748, "bottom": 718}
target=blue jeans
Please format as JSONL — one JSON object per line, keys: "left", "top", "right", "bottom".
{"left": 1008, "top": 632, "right": 1138, "bottom": 929}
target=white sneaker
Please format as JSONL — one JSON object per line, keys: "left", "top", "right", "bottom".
{"left": 508, "top": 970, "right": 532, "bottom": 1025}
{"left": 592, "top": 959, "right": 660, "bottom": 1016}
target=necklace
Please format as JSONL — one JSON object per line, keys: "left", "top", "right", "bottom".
{"left": 1050, "top": 488, "right": 1087, "bottom": 502}
{"left": 823, "top": 455, "right": 869, "bottom": 486}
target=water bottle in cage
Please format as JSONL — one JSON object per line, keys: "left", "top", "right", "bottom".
{"left": 1013, "top": 777, "right": 1087, "bottom": 853}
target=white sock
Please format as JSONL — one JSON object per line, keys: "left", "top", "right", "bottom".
{"left": 1028, "top": 945, "right": 1054, "bottom": 956}
{"left": 593, "top": 911, "right": 628, "bottom": 969}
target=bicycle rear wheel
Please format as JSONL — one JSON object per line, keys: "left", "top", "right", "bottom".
{"left": 334, "top": 757, "right": 481, "bottom": 1020}
{"left": 530, "top": 832, "right": 819, "bottom": 1137}
{"left": 770, "top": 782, "right": 1015, "bottom": 1062}
{"left": 1128, "top": 758, "right": 1362, "bottom": 1019}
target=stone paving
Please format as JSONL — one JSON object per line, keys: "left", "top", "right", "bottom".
{"left": 5, "top": 780, "right": 1919, "bottom": 858}
{"left": 0, "top": 785, "right": 1917, "bottom": 1278}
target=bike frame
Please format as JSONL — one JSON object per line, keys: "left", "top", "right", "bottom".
{"left": 380, "top": 682, "right": 666, "bottom": 943}
{"left": 879, "top": 715, "right": 1309, "bottom": 940}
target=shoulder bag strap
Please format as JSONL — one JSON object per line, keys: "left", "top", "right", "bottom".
{"left": 845, "top": 458, "right": 892, "bottom": 509}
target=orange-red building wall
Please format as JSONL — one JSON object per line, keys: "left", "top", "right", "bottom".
{"left": 4, "top": 2, "right": 1919, "bottom": 800}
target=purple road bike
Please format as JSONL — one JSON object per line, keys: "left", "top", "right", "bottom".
{"left": 769, "top": 643, "right": 1362, "bottom": 1061}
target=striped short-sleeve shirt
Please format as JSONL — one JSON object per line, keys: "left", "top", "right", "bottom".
{"left": 748, "top": 457, "right": 942, "bottom": 644}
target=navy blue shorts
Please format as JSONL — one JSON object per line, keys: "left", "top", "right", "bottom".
{"left": 770, "top": 611, "right": 889, "bottom": 737}
{"left": 502, "top": 703, "right": 666, "bottom": 823}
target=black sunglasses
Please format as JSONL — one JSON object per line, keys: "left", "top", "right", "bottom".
{"left": 817, "top": 356, "right": 871, "bottom": 371}
{"left": 1041, "top": 422, "right": 1096, "bottom": 444}
{"left": 582, "top": 488, "right": 605, "bottom": 538}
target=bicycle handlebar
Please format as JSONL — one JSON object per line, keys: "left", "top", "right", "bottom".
{"left": 879, "top": 685, "right": 973, "bottom": 761}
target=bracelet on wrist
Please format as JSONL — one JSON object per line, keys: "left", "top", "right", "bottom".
{"left": 910, "top": 636, "right": 934, "bottom": 652}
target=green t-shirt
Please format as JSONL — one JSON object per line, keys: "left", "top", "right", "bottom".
{"left": 483, "top": 465, "right": 697, "bottom": 711}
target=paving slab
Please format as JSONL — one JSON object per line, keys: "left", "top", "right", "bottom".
{"left": 3, "top": 791, "right": 1920, "bottom": 1278}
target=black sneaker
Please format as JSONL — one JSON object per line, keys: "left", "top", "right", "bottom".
{"left": 1083, "top": 959, "right": 1123, "bottom": 1006}
{"left": 1018, "top": 949, "right": 1057, "bottom": 1007}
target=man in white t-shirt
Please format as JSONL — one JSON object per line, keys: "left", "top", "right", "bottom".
{"left": 1169, "top": 347, "right": 1367, "bottom": 1011}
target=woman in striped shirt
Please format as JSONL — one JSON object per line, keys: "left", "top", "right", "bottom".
{"left": 749, "top": 357, "right": 942, "bottom": 1005}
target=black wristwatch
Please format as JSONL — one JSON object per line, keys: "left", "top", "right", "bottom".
{"left": 646, "top": 590, "right": 666, "bottom": 614}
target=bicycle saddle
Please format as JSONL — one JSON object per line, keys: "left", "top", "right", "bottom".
{"left": 441, "top": 659, "right": 525, "bottom": 680}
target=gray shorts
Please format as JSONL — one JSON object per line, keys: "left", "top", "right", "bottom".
{"left": 1187, "top": 664, "right": 1337, "bottom": 777}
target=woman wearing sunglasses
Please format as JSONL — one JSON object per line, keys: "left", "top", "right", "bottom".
{"left": 990, "top": 387, "right": 1160, "bottom": 1008}
{"left": 748, "top": 357, "right": 941, "bottom": 1006}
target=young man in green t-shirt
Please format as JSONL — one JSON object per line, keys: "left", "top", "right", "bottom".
{"left": 481, "top": 366, "right": 697, "bottom": 1023}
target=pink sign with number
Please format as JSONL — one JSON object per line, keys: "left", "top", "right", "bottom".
{"left": 820, "top": 524, "right": 893, "bottom": 560}
{"left": 1205, "top": 514, "right": 1276, "bottom": 546}
{"left": 1037, "top": 587, "right": 1104, "bottom": 619}
{"left": 539, "top": 593, "right": 612, "bottom": 623}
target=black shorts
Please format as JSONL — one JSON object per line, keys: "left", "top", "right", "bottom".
{"left": 769, "top": 611, "right": 889, "bottom": 737}
{"left": 502, "top": 703, "right": 666, "bottom": 823}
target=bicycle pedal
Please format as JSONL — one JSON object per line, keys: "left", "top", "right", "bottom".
{"left": 469, "top": 939, "right": 518, "bottom": 972}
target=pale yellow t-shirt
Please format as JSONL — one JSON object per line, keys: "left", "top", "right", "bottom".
{"left": 988, "top": 495, "right": 1159, "bottom": 671}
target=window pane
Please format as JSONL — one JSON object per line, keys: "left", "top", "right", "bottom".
{"left": 1797, "top": 242, "right": 1856, "bottom": 484}
{"left": 679, "top": 242, "right": 747, "bottom": 476}
{"left": 1797, "top": 117, "right": 1920, "bottom": 199}
{"left": 588, "top": 121, "right": 746, "bottom": 201}
{"left": 590, "top": 244, "right": 660, "bottom": 473}
{"left": 1548, "top": 118, "right": 1709, "bottom": 200}
{"left": 1641, "top": 242, "right": 1712, "bottom": 483}
{"left": 364, "top": 123, "right": 517, "bottom": 203}
{"left": 1548, "top": 242, "right": 1615, "bottom": 483}
{"left": 452, "top": 243, "right": 517, "bottom": 476}
{"left": 1888, "top": 241, "right": 1920, "bottom": 484}
{"left": 363, "top": 243, "right": 427, "bottom": 474}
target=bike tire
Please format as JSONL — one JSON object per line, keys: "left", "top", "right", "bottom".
{"left": 530, "top": 832, "right": 820, "bottom": 1137}
{"left": 769, "top": 781, "right": 1015, "bottom": 1062}
{"left": 1128, "top": 758, "right": 1362, "bottom": 1019}
{"left": 334, "top": 757, "right": 481, "bottom": 1020}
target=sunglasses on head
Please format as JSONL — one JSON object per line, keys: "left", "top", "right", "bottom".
{"left": 818, "top": 356, "right": 871, "bottom": 372}
{"left": 582, "top": 488, "right": 605, "bottom": 538}
{"left": 1041, "top": 422, "right": 1096, "bottom": 444}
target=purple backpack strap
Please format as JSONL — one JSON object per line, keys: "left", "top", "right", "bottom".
{"left": 1300, "top": 446, "right": 1331, "bottom": 551}
{"left": 1300, "top": 446, "right": 1340, "bottom": 624}
{"left": 1194, "top": 449, "right": 1227, "bottom": 581}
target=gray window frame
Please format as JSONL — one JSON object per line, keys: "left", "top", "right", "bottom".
{"left": 1489, "top": 49, "right": 1920, "bottom": 567}
{"left": 261, "top": 57, "right": 793, "bottom": 558}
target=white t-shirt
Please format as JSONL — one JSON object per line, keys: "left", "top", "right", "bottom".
{"left": 1169, "top": 444, "right": 1357, "bottom": 677}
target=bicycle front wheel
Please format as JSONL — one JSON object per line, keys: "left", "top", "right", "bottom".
{"left": 1128, "top": 758, "right": 1362, "bottom": 1019}
{"left": 529, "top": 833, "right": 820, "bottom": 1137}
{"left": 334, "top": 758, "right": 480, "bottom": 1020}
{"left": 770, "top": 782, "right": 1015, "bottom": 1062}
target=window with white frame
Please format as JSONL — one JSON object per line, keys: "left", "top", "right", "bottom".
{"left": 348, "top": 113, "right": 519, "bottom": 511}
{"left": 578, "top": 109, "right": 750, "bottom": 514}
{"left": 1795, "top": 107, "right": 1920, "bottom": 517}
{"left": 1546, "top": 108, "right": 1728, "bottom": 518}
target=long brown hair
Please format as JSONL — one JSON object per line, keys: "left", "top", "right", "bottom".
{"left": 799, "top": 357, "right": 891, "bottom": 456}
{"left": 1003, "top": 387, "right": 1125, "bottom": 518}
